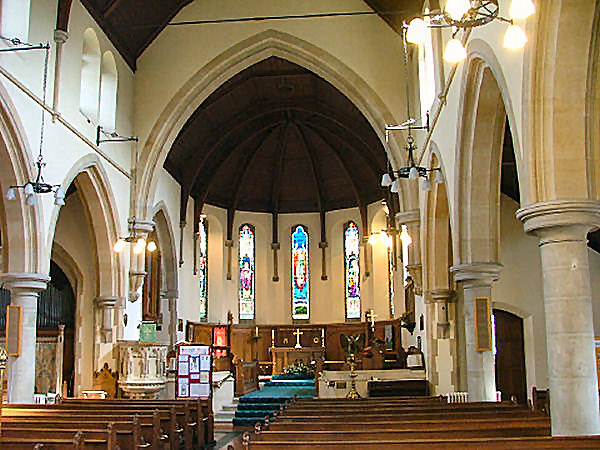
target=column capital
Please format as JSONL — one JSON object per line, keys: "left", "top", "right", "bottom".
{"left": 160, "top": 289, "right": 179, "bottom": 299}
{"left": 395, "top": 209, "right": 420, "bottom": 225}
{"left": 318, "top": 241, "right": 328, "bottom": 249}
{"left": 53, "top": 29, "right": 69, "bottom": 44}
{"left": 224, "top": 239, "right": 234, "bottom": 248}
{"left": 130, "top": 218, "right": 155, "bottom": 235}
{"left": 271, "top": 242, "right": 281, "bottom": 250}
{"left": 0, "top": 272, "right": 50, "bottom": 292}
{"left": 450, "top": 262, "right": 502, "bottom": 286}
{"left": 425, "top": 289, "right": 455, "bottom": 304}
{"left": 516, "top": 200, "right": 600, "bottom": 242}
{"left": 94, "top": 296, "right": 119, "bottom": 309}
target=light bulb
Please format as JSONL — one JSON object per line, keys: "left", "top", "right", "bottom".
{"left": 444, "top": 38, "right": 467, "bottom": 63}
{"left": 147, "top": 241, "right": 157, "bottom": 252}
{"left": 400, "top": 226, "right": 413, "bottom": 245}
{"left": 6, "top": 187, "right": 15, "bottom": 201}
{"left": 378, "top": 231, "right": 389, "bottom": 245}
{"left": 368, "top": 234, "right": 378, "bottom": 245}
{"left": 385, "top": 234, "right": 393, "bottom": 248}
{"left": 406, "top": 18, "right": 428, "bottom": 45}
{"left": 113, "top": 239, "right": 126, "bottom": 253}
{"left": 26, "top": 194, "right": 35, "bottom": 206}
{"left": 409, "top": 166, "right": 419, "bottom": 180}
{"left": 390, "top": 179, "right": 400, "bottom": 193}
{"left": 509, "top": 0, "right": 535, "bottom": 19}
{"left": 434, "top": 169, "right": 445, "bottom": 184}
{"left": 133, "top": 238, "right": 146, "bottom": 254}
{"left": 422, "top": 178, "right": 432, "bottom": 192}
{"left": 381, "top": 173, "right": 393, "bottom": 187}
{"left": 55, "top": 187, "right": 65, "bottom": 199}
{"left": 445, "top": 0, "right": 471, "bottom": 21}
{"left": 24, "top": 183, "right": 34, "bottom": 195}
{"left": 503, "top": 24, "right": 528, "bottom": 49}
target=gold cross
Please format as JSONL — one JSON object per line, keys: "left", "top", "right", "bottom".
{"left": 367, "top": 309, "right": 377, "bottom": 329}
{"left": 293, "top": 328, "right": 303, "bottom": 349}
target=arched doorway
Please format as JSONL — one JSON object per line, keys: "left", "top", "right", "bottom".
{"left": 493, "top": 309, "right": 526, "bottom": 404}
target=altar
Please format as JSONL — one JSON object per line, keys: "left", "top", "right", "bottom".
{"left": 271, "top": 347, "right": 325, "bottom": 374}
{"left": 318, "top": 369, "right": 427, "bottom": 398}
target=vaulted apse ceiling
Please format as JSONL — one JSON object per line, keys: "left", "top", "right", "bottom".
{"left": 164, "top": 57, "right": 389, "bottom": 215}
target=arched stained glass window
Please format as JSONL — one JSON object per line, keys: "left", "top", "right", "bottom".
{"left": 239, "top": 224, "right": 255, "bottom": 320}
{"left": 291, "top": 225, "right": 309, "bottom": 320}
{"left": 198, "top": 217, "right": 208, "bottom": 320}
{"left": 344, "top": 222, "right": 361, "bottom": 319}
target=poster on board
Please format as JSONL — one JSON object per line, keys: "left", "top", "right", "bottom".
{"left": 177, "top": 344, "right": 211, "bottom": 399}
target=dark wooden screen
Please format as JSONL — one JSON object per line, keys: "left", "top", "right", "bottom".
{"left": 494, "top": 309, "right": 527, "bottom": 404}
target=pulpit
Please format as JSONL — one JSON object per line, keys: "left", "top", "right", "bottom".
{"left": 117, "top": 340, "right": 168, "bottom": 398}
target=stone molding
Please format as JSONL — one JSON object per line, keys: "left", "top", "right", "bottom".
{"left": 450, "top": 262, "right": 502, "bottom": 287}
{"left": 130, "top": 218, "right": 155, "bottom": 235}
{"left": 94, "top": 296, "right": 119, "bottom": 309}
{"left": 0, "top": 272, "right": 50, "bottom": 292}
{"left": 53, "top": 29, "right": 69, "bottom": 44}
{"left": 425, "top": 289, "right": 455, "bottom": 304}
{"left": 160, "top": 289, "right": 179, "bottom": 299}
{"left": 270, "top": 242, "right": 281, "bottom": 250}
{"left": 516, "top": 200, "right": 600, "bottom": 243}
{"left": 395, "top": 209, "right": 420, "bottom": 225}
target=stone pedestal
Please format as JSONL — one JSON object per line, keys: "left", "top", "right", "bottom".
{"left": 451, "top": 263, "right": 502, "bottom": 402}
{"left": 517, "top": 200, "right": 600, "bottom": 436}
{"left": 0, "top": 272, "right": 49, "bottom": 403}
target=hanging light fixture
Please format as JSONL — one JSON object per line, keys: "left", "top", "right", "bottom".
{"left": 381, "top": 29, "right": 444, "bottom": 194}
{"left": 406, "top": 0, "right": 534, "bottom": 64}
{"left": 4, "top": 41, "right": 65, "bottom": 207}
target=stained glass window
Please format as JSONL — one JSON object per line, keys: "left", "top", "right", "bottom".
{"left": 291, "top": 225, "right": 309, "bottom": 320}
{"left": 239, "top": 224, "right": 255, "bottom": 320}
{"left": 344, "top": 221, "right": 361, "bottom": 319}
{"left": 388, "top": 247, "right": 395, "bottom": 317}
{"left": 198, "top": 218, "right": 208, "bottom": 320}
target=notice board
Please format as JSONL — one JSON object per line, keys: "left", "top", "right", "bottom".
{"left": 177, "top": 344, "right": 212, "bottom": 399}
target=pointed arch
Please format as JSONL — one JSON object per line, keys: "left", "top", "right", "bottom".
{"left": 151, "top": 201, "right": 179, "bottom": 297}
{"left": 80, "top": 28, "right": 101, "bottom": 122}
{"left": 99, "top": 51, "right": 118, "bottom": 132}
{"left": 136, "top": 29, "right": 415, "bottom": 221}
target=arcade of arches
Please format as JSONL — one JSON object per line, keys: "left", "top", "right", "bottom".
{"left": 0, "top": 0, "right": 599, "bottom": 438}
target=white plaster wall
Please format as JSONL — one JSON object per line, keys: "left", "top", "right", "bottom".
{"left": 53, "top": 192, "right": 95, "bottom": 393}
{"left": 169, "top": 198, "right": 394, "bottom": 327}
{"left": 493, "top": 194, "right": 547, "bottom": 393}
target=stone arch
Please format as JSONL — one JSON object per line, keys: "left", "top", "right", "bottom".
{"left": 151, "top": 201, "right": 178, "bottom": 296}
{"left": 48, "top": 154, "right": 121, "bottom": 297}
{"left": 0, "top": 80, "right": 40, "bottom": 273}
{"left": 455, "top": 44, "right": 517, "bottom": 265}
{"left": 424, "top": 148, "right": 452, "bottom": 292}
{"left": 136, "top": 29, "right": 415, "bottom": 221}
{"left": 526, "top": 1, "right": 598, "bottom": 201}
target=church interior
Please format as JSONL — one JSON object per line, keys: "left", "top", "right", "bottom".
{"left": 1, "top": 0, "right": 600, "bottom": 447}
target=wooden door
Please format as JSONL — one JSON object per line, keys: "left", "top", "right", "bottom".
{"left": 493, "top": 309, "right": 527, "bottom": 404}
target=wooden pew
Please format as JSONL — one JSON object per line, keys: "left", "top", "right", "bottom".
{"left": 0, "top": 422, "right": 116, "bottom": 449}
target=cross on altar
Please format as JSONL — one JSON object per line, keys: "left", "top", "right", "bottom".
{"left": 367, "top": 309, "right": 377, "bottom": 330}
{"left": 293, "top": 328, "right": 303, "bottom": 349}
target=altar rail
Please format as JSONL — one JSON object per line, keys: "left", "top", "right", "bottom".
{"left": 235, "top": 360, "right": 259, "bottom": 397}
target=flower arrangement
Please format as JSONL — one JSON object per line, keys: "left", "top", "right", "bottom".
{"left": 282, "top": 360, "right": 314, "bottom": 378}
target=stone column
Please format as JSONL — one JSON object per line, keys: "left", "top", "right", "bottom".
{"left": 95, "top": 296, "right": 119, "bottom": 343}
{"left": 163, "top": 290, "right": 179, "bottom": 347}
{"left": 450, "top": 263, "right": 502, "bottom": 402}
{"left": 517, "top": 200, "right": 600, "bottom": 436}
{"left": 425, "top": 289, "right": 457, "bottom": 395}
{"left": 0, "top": 272, "right": 49, "bottom": 403}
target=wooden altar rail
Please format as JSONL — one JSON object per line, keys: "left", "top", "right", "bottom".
{"left": 235, "top": 360, "right": 259, "bottom": 397}
{"left": 1, "top": 398, "right": 214, "bottom": 449}
{"left": 240, "top": 399, "right": 600, "bottom": 449}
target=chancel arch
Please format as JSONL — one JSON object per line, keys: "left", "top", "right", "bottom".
{"left": 136, "top": 29, "right": 415, "bottom": 222}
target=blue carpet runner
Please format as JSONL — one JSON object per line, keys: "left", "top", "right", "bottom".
{"left": 232, "top": 378, "right": 315, "bottom": 427}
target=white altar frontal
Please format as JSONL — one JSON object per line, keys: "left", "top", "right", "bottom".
{"left": 318, "top": 369, "right": 427, "bottom": 398}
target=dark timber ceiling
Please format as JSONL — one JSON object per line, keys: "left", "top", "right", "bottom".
{"left": 165, "top": 57, "right": 387, "bottom": 215}
{"left": 79, "top": 1, "right": 424, "bottom": 71}
{"left": 79, "top": 0, "right": 193, "bottom": 71}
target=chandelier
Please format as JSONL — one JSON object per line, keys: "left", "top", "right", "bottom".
{"left": 406, "top": 0, "right": 535, "bottom": 63}
{"left": 4, "top": 41, "right": 65, "bottom": 206}
{"left": 113, "top": 217, "right": 156, "bottom": 254}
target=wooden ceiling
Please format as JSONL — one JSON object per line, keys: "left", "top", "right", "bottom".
{"left": 165, "top": 57, "right": 388, "bottom": 216}
{"left": 79, "top": 1, "right": 425, "bottom": 71}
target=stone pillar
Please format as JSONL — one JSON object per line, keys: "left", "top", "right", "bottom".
{"left": 163, "top": 290, "right": 179, "bottom": 347}
{"left": 517, "top": 200, "right": 600, "bottom": 436}
{"left": 450, "top": 263, "right": 502, "bottom": 402}
{"left": 0, "top": 272, "right": 49, "bottom": 403}
{"left": 425, "top": 289, "right": 457, "bottom": 395}
{"left": 95, "top": 296, "right": 119, "bottom": 343}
